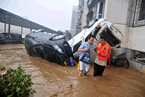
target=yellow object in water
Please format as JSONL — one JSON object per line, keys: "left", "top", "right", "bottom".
{"left": 77, "top": 61, "right": 80, "bottom": 71}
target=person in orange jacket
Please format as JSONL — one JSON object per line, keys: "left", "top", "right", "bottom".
{"left": 94, "top": 36, "right": 111, "bottom": 76}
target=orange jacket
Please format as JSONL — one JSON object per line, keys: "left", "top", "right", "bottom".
{"left": 96, "top": 42, "right": 111, "bottom": 61}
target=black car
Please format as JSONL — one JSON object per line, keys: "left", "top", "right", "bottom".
{"left": 24, "top": 30, "right": 74, "bottom": 66}
{"left": 0, "top": 33, "right": 22, "bottom": 44}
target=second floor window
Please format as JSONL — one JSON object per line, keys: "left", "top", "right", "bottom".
{"left": 95, "top": 1, "right": 104, "bottom": 19}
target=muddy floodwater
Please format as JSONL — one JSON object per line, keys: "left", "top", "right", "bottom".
{"left": 0, "top": 44, "right": 145, "bottom": 97}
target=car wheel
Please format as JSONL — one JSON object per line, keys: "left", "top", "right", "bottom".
{"left": 57, "top": 55, "right": 65, "bottom": 66}
{"left": 122, "top": 58, "right": 129, "bottom": 68}
{"left": 26, "top": 47, "right": 32, "bottom": 56}
{"left": 115, "top": 58, "right": 129, "bottom": 68}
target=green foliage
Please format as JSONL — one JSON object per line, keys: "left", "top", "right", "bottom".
{"left": 57, "top": 30, "right": 64, "bottom": 35}
{"left": 0, "top": 64, "right": 36, "bottom": 97}
{"left": 0, "top": 66, "right": 5, "bottom": 70}
{"left": 65, "top": 32, "right": 72, "bottom": 40}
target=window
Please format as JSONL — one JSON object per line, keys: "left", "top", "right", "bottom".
{"left": 99, "top": 28, "right": 121, "bottom": 47}
{"left": 127, "top": 0, "right": 145, "bottom": 27}
{"left": 139, "top": 0, "right": 145, "bottom": 21}
{"left": 86, "top": 0, "right": 105, "bottom": 26}
{"left": 99, "top": 2, "right": 103, "bottom": 14}
{"left": 86, "top": 10, "right": 94, "bottom": 26}
{"left": 96, "top": 1, "right": 104, "bottom": 19}
{"left": 130, "top": 50, "right": 145, "bottom": 63}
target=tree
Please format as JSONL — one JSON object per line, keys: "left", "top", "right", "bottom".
{"left": 65, "top": 30, "right": 70, "bottom": 33}
{"left": 57, "top": 30, "right": 64, "bottom": 35}
{"left": 65, "top": 30, "right": 72, "bottom": 40}
{"left": 66, "top": 32, "right": 72, "bottom": 38}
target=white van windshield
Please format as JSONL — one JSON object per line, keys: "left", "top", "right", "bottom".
{"left": 99, "top": 28, "right": 121, "bottom": 47}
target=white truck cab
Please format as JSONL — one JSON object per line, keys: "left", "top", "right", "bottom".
{"left": 68, "top": 18, "right": 123, "bottom": 60}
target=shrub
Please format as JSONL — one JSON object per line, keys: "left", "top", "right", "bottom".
{"left": 0, "top": 65, "right": 36, "bottom": 97}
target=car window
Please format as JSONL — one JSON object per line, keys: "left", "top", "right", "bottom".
{"left": 99, "top": 28, "right": 121, "bottom": 47}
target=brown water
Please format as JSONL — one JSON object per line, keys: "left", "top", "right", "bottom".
{"left": 0, "top": 44, "right": 145, "bottom": 97}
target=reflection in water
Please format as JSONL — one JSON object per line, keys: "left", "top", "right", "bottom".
{"left": 0, "top": 44, "right": 145, "bottom": 97}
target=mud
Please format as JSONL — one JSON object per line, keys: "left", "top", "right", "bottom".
{"left": 0, "top": 44, "right": 145, "bottom": 97}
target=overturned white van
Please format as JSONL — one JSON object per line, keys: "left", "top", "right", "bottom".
{"left": 68, "top": 18, "right": 123, "bottom": 62}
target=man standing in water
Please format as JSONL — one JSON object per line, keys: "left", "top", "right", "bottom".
{"left": 94, "top": 36, "right": 111, "bottom": 76}
{"left": 78, "top": 35, "right": 96, "bottom": 76}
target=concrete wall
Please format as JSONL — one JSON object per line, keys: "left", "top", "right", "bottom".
{"left": 104, "top": 0, "right": 145, "bottom": 73}
{"left": 104, "top": 0, "right": 129, "bottom": 24}
{"left": 125, "top": 23, "right": 145, "bottom": 73}
{"left": 127, "top": 27, "right": 145, "bottom": 52}
{"left": 98, "top": 0, "right": 132, "bottom": 49}
{"left": 104, "top": 0, "right": 130, "bottom": 47}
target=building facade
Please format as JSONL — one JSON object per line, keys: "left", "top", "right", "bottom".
{"left": 77, "top": 0, "right": 145, "bottom": 73}
{"left": 76, "top": 0, "right": 84, "bottom": 34}
{"left": 70, "top": 6, "right": 78, "bottom": 30}
{"left": 102, "top": 0, "right": 145, "bottom": 73}
{"left": 86, "top": 0, "right": 106, "bottom": 25}
{"left": 70, "top": 6, "right": 78, "bottom": 37}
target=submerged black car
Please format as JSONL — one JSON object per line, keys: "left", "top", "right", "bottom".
{"left": 0, "top": 33, "right": 22, "bottom": 44}
{"left": 24, "top": 30, "right": 74, "bottom": 66}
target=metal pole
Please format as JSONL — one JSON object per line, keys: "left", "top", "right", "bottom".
{"left": 4, "top": 23, "right": 6, "bottom": 33}
{"left": 8, "top": 15, "right": 11, "bottom": 33}
{"left": 21, "top": 27, "right": 23, "bottom": 36}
